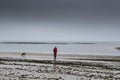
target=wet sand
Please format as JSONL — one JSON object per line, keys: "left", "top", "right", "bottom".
{"left": 0, "top": 52, "right": 120, "bottom": 80}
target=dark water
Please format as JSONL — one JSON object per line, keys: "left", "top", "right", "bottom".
{"left": 0, "top": 42, "right": 120, "bottom": 56}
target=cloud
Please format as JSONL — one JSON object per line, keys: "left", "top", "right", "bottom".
{"left": 0, "top": 0, "right": 120, "bottom": 41}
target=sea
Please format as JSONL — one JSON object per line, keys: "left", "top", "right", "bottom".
{"left": 0, "top": 42, "right": 120, "bottom": 56}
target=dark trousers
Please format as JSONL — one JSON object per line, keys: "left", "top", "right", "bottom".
{"left": 54, "top": 52, "right": 57, "bottom": 60}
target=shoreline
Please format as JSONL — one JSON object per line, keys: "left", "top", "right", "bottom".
{"left": 1, "top": 51, "right": 120, "bottom": 56}
{"left": 0, "top": 52, "right": 120, "bottom": 61}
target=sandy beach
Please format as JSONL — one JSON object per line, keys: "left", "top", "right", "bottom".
{"left": 0, "top": 52, "right": 120, "bottom": 80}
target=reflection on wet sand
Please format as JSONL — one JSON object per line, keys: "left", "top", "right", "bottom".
{"left": 53, "top": 60, "right": 57, "bottom": 73}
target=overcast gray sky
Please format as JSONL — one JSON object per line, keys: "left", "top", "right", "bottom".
{"left": 0, "top": 0, "right": 120, "bottom": 41}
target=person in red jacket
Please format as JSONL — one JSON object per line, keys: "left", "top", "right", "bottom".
{"left": 53, "top": 47, "right": 57, "bottom": 61}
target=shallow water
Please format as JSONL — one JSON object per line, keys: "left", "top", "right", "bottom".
{"left": 0, "top": 42, "right": 120, "bottom": 56}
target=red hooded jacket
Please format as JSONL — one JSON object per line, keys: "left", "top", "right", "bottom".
{"left": 53, "top": 47, "right": 57, "bottom": 53}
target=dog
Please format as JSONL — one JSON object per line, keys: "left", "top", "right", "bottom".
{"left": 21, "top": 53, "right": 26, "bottom": 58}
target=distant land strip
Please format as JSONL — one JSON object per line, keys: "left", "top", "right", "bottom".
{"left": 0, "top": 42, "right": 95, "bottom": 44}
